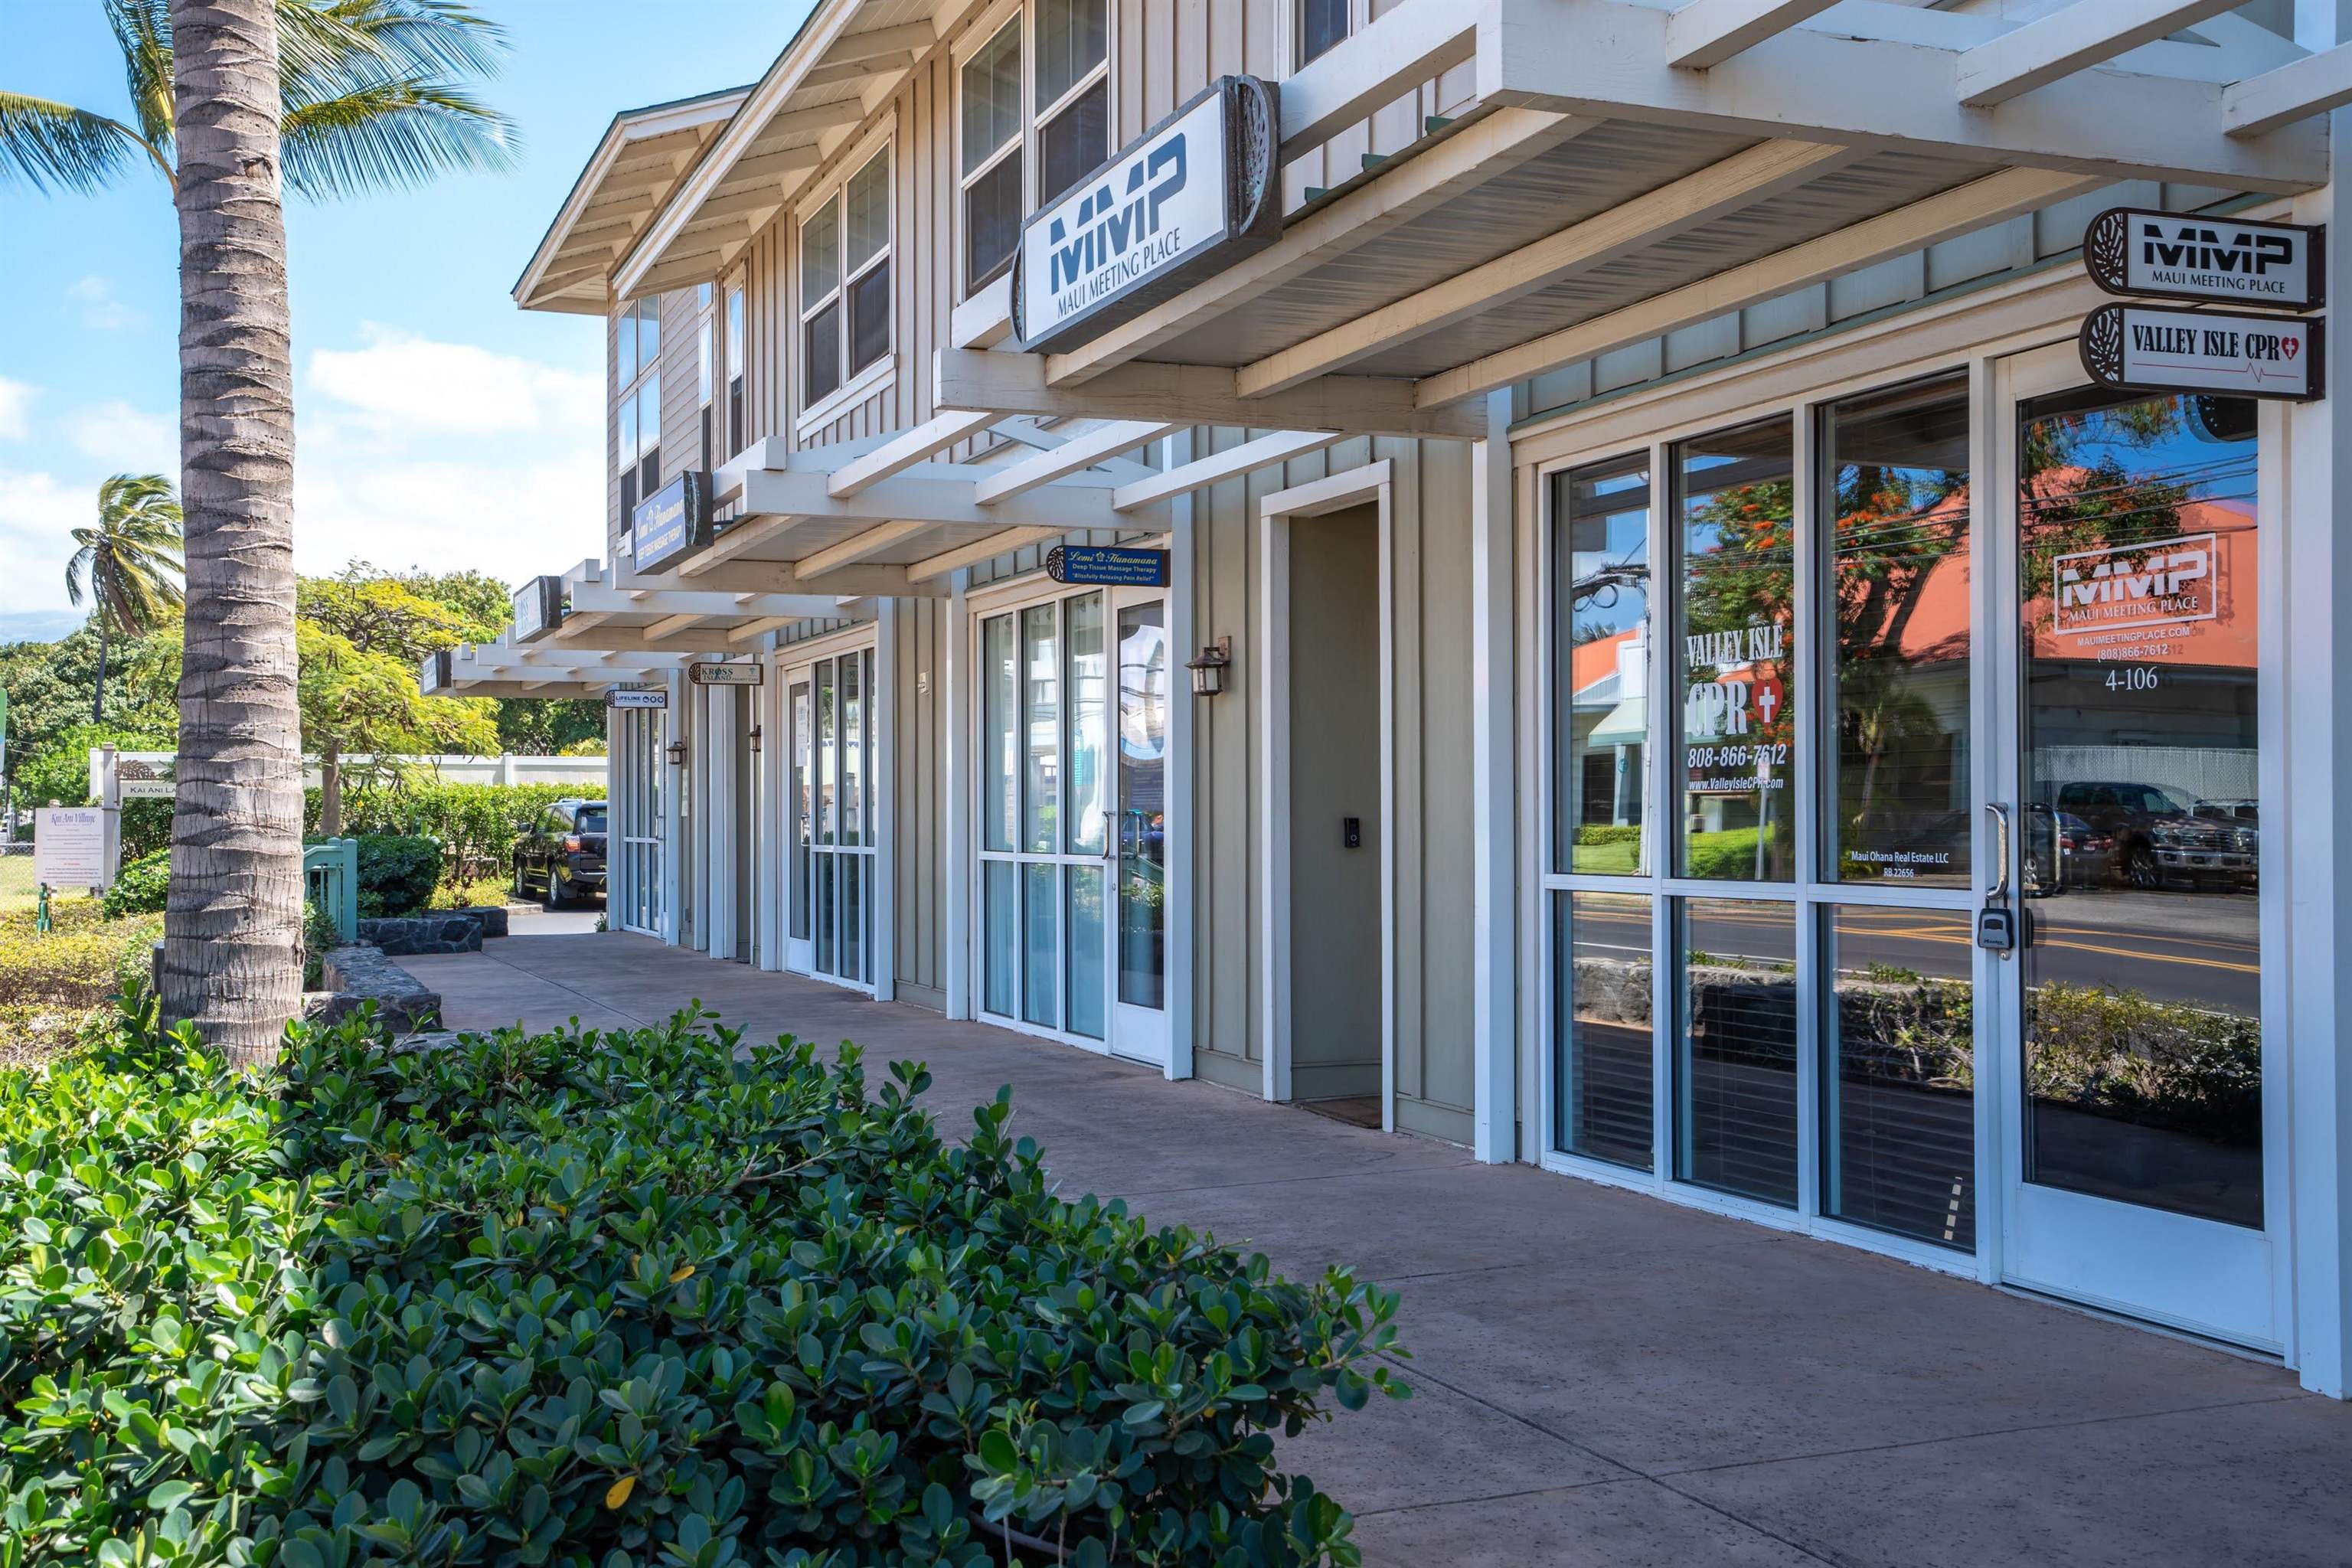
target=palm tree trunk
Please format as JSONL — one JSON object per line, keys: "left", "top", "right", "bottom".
{"left": 162, "top": 0, "right": 303, "bottom": 1063}
{"left": 91, "top": 616, "right": 109, "bottom": 724}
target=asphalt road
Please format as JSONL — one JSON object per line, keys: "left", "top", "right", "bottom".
{"left": 1564, "top": 887, "right": 2258, "bottom": 1014}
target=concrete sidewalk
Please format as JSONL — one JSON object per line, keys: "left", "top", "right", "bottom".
{"left": 405, "top": 923, "right": 2352, "bottom": 1568}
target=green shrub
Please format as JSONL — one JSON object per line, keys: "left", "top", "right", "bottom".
{"left": 313, "top": 779, "right": 606, "bottom": 884}
{"left": 0, "top": 903, "right": 160, "bottom": 1067}
{"left": 1572, "top": 824, "right": 1643, "bottom": 847}
{"left": 99, "top": 847, "right": 172, "bottom": 918}
{"left": 0, "top": 1008, "right": 1406, "bottom": 1566}
{"left": 311, "top": 832, "right": 445, "bottom": 918}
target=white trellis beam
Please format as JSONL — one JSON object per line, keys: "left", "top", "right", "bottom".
{"left": 1414, "top": 164, "right": 2098, "bottom": 407}
{"left": 908, "top": 528, "right": 1073, "bottom": 583}
{"left": 792, "top": 520, "right": 936, "bottom": 580}
{"left": 1665, "top": 0, "right": 1842, "bottom": 70}
{"left": 826, "top": 410, "right": 999, "bottom": 497}
{"left": 2224, "top": 43, "right": 2352, "bottom": 138}
{"left": 1110, "top": 431, "right": 1348, "bottom": 511}
{"left": 1956, "top": 0, "right": 2246, "bottom": 107}
{"left": 1235, "top": 139, "right": 1856, "bottom": 397}
{"left": 970, "top": 421, "right": 1178, "bottom": 504}
{"left": 937, "top": 348, "right": 1487, "bottom": 438}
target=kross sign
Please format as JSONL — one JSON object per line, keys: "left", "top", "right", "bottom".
{"left": 1014, "top": 76, "right": 1280, "bottom": 355}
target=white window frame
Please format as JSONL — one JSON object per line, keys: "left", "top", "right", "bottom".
{"left": 614, "top": 296, "right": 662, "bottom": 518}
{"left": 1284, "top": 0, "right": 1370, "bottom": 75}
{"left": 951, "top": 0, "right": 1115, "bottom": 304}
{"left": 694, "top": 282, "right": 715, "bottom": 473}
{"left": 770, "top": 622, "right": 887, "bottom": 998}
{"left": 724, "top": 272, "right": 747, "bottom": 459}
{"left": 795, "top": 125, "right": 897, "bottom": 431}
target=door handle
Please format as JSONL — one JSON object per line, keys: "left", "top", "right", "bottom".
{"left": 1102, "top": 810, "right": 1117, "bottom": 861}
{"left": 1985, "top": 802, "right": 2011, "bottom": 903}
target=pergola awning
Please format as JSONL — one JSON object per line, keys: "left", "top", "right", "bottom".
{"left": 933, "top": 0, "right": 2342, "bottom": 430}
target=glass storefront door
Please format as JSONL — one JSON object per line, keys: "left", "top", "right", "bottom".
{"left": 611, "top": 701, "right": 666, "bottom": 937}
{"left": 1989, "top": 344, "right": 2275, "bottom": 1347}
{"left": 977, "top": 584, "right": 1169, "bottom": 1064}
{"left": 783, "top": 647, "right": 877, "bottom": 989}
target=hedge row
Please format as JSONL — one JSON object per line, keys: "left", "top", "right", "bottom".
{"left": 0, "top": 1008, "right": 1406, "bottom": 1566}
{"left": 322, "top": 780, "right": 606, "bottom": 883}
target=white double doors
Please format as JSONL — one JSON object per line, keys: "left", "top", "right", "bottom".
{"left": 1981, "top": 342, "right": 2278, "bottom": 1349}
{"left": 974, "top": 582, "right": 1171, "bottom": 1066}
{"left": 782, "top": 645, "right": 878, "bottom": 990}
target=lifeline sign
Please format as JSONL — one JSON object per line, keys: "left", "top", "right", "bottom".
{"left": 2078, "top": 303, "right": 2323, "bottom": 403}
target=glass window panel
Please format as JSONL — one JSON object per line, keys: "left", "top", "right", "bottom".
{"left": 791, "top": 684, "right": 812, "bottom": 940}
{"left": 802, "top": 195, "right": 840, "bottom": 310}
{"left": 1038, "top": 79, "right": 1108, "bottom": 209}
{"left": 962, "top": 22, "right": 1022, "bottom": 175}
{"left": 2018, "top": 388, "right": 2262, "bottom": 1229}
{"left": 1066, "top": 593, "right": 1106, "bottom": 854}
{"left": 848, "top": 261, "right": 891, "bottom": 376}
{"left": 841, "top": 655, "right": 864, "bottom": 847}
{"left": 1300, "top": 0, "right": 1349, "bottom": 64}
{"left": 815, "top": 662, "right": 836, "bottom": 847}
{"left": 726, "top": 287, "right": 744, "bottom": 379}
{"left": 1674, "top": 897, "right": 1798, "bottom": 1207}
{"left": 1023, "top": 861, "right": 1059, "bottom": 1027}
{"left": 1067, "top": 864, "right": 1105, "bottom": 1040}
{"left": 1551, "top": 453, "right": 1652, "bottom": 876}
{"left": 816, "top": 852, "right": 837, "bottom": 975}
{"left": 805, "top": 303, "right": 841, "bottom": 407}
{"left": 1037, "top": 0, "right": 1107, "bottom": 107}
{"left": 1117, "top": 603, "right": 1168, "bottom": 1010}
{"left": 845, "top": 152, "right": 890, "bottom": 273}
{"left": 618, "top": 397, "right": 638, "bottom": 475}
{"left": 841, "top": 841, "right": 864, "bottom": 983}
{"left": 965, "top": 152, "right": 1024, "bottom": 293}
{"left": 638, "top": 375, "right": 662, "bottom": 455}
{"left": 636, "top": 298, "right": 660, "bottom": 362}
{"left": 1675, "top": 416, "right": 1796, "bottom": 882}
{"left": 697, "top": 317, "right": 713, "bottom": 407}
{"left": 616, "top": 310, "right": 639, "bottom": 386}
{"left": 984, "top": 860, "right": 1018, "bottom": 1016}
{"left": 1023, "top": 603, "right": 1059, "bottom": 854}
{"left": 1825, "top": 373, "right": 1971, "bottom": 887}
{"left": 1553, "top": 890, "right": 1655, "bottom": 1171}
{"left": 983, "top": 613, "right": 1018, "bottom": 852}
{"left": 1823, "top": 906, "right": 1975, "bottom": 1250}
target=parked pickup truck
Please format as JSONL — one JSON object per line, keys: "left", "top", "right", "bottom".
{"left": 2052, "top": 780, "right": 2254, "bottom": 890}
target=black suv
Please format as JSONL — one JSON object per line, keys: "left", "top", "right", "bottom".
{"left": 2052, "top": 780, "right": 2253, "bottom": 890}
{"left": 512, "top": 799, "right": 607, "bottom": 909}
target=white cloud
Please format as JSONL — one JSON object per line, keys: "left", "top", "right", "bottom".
{"left": 0, "top": 378, "right": 34, "bottom": 442}
{"left": 0, "top": 468, "right": 87, "bottom": 618}
{"left": 63, "top": 400, "right": 176, "bottom": 476}
{"left": 307, "top": 325, "right": 602, "bottom": 439}
{"left": 67, "top": 274, "right": 135, "bottom": 331}
{"left": 293, "top": 445, "right": 603, "bottom": 587}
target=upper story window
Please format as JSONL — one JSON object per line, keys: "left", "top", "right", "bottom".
{"left": 725, "top": 282, "right": 746, "bottom": 454}
{"left": 615, "top": 296, "right": 661, "bottom": 518}
{"left": 957, "top": 0, "right": 1109, "bottom": 296}
{"left": 802, "top": 146, "right": 892, "bottom": 408}
{"left": 1298, "top": 0, "right": 1362, "bottom": 65}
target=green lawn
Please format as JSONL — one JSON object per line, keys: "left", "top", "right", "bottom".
{"left": 0, "top": 853, "right": 96, "bottom": 917}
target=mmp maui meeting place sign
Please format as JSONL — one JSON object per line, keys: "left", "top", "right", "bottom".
{"left": 1014, "top": 76, "right": 1281, "bottom": 355}
{"left": 2079, "top": 207, "right": 2328, "bottom": 403}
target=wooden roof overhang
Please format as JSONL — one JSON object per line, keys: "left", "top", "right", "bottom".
{"left": 514, "top": 87, "right": 751, "bottom": 315}
{"left": 932, "top": 0, "right": 2343, "bottom": 428}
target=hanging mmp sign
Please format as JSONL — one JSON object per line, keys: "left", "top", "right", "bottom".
{"left": 632, "top": 471, "right": 714, "bottom": 572}
{"left": 687, "top": 662, "right": 763, "bottom": 688}
{"left": 2079, "top": 304, "right": 2323, "bottom": 403}
{"left": 2084, "top": 207, "right": 2324, "bottom": 312}
{"left": 1013, "top": 76, "right": 1281, "bottom": 355}
{"left": 1046, "top": 545, "right": 1171, "bottom": 586}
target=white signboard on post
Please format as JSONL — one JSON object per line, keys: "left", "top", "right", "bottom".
{"left": 687, "top": 662, "right": 763, "bottom": 688}
{"left": 34, "top": 806, "right": 106, "bottom": 888}
{"left": 2085, "top": 207, "right": 2324, "bottom": 311}
{"left": 2079, "top": 303, "right": 2324, "bottom": 402}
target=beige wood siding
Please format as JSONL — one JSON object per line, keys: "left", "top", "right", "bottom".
{"left": 893, "top": 597, "right": 950, "bottom": 1006}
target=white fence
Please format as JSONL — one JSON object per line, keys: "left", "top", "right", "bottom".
{"left": 92, "top": 750, "right": 608, "bottom": 799}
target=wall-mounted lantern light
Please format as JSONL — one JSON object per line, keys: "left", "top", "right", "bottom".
{"left": 1185, "top": 636, "right": 1232, "bottom": 697}
{"left": 665, "top": 740, "right": 688, "bottom": 766}
{"left": 748, "top": 724, "right": 763, "bottom": 754}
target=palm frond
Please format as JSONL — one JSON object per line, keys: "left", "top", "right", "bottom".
{"left": 286, "top": 0, "right": 510, "bottom": 84}
{"left": 0, "top": 92, "right": 151, "bottom": 194}
{"left": 279, "top": 77, "right": 517, "bottom": 199}
{"left": 77, "top": 474, "right": 187, "bottom": 636}
{"left": 103, "top": 0, "right": 175, "bottom": 150}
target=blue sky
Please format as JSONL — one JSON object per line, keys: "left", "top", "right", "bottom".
{"left": 0, "top": 0, "right": 813, "bottom": 642}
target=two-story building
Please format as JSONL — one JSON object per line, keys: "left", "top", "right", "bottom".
{"left": 436, "top": 0, "right": 2352, "bottom": 1395}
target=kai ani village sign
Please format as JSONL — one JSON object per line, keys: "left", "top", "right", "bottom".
{"left": 2079, "top": 207, "right": 2328, "bottom": 401}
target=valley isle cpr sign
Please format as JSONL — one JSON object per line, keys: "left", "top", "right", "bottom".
{"left": 1014, "top": 76, "right": 1280, "bottom": 354}
{"left": 2079, "top": 305, "right": 2323, "bottom": 403}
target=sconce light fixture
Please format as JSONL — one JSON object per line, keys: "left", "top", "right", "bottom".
{"left": 748, "top": 724, "right": 763, "bottom": 755}
{"left": 1185, "top": 636, "right": 1232, "bottom": 697}
{"left": 665, "top": 740, "right": 688, "bottom": 766}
